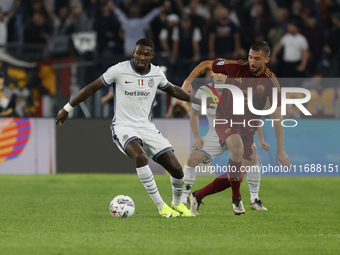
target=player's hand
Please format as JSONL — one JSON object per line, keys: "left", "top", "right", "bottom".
{"left": 259, "top": 140, "right": 270, "bottom": 151}
{"left": 276, "top": 151, "right": 291, "bottom": 170}
{"left": 192, "top": 137, "right": 204, "bottom": 150}
{"left": 56, "top": 109, "right": 69, "bottom": 125}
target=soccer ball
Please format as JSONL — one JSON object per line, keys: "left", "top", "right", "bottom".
{"left": 109, "top": 195, "right": 135, "bottom": 218}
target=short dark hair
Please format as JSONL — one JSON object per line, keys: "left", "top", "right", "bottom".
{"left": 250, "top": 41, "right": 271, "bottom": 57}
{"left": 135, "top": 38, "right": 154, "bottom": 51}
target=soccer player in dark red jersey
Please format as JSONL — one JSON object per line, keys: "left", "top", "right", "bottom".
{"left": 182, "top": 41, "right": 291, "bottom": 215}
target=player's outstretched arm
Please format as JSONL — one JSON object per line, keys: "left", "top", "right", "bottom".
{"left": 56, "top": 78, "right": 105, "bottom": 125}
{"left": 257, "top": 126, "right": 270, "bottom": 151}
{"left": 181, "top": 60, "right": 214, "bottom": 93}
{"left": 163, "top": 83, "right": 201, "bottom": 105}
{"left": 272, "top": 107, "right": 291, "bottom": 168}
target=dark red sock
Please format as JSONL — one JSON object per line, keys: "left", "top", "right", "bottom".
{"left": 228, "top": 159, "right": 243, "bottom": 200}
{"left": 195, "top": 173, "right": 231, "bottom": 199}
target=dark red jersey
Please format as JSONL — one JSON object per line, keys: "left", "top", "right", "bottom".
{"left": 212, "top": 59, "right": 281, "bottom": 133}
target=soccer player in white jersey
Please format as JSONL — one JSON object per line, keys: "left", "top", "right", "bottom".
{"left": 181, "top": 70, "right": 270, "bottom": 215}
{"left": 56, "top": 38, "right": 199, "bottom": 218}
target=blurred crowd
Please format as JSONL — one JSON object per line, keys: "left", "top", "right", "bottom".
{"left": 0, "top": 0, "right": 340, "bottom": 76}
{"left": 0, "top": 0, "right": 340, "bottom": 117}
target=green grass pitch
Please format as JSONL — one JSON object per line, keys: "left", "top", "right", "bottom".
{"left": 0, "top": 174, "right": 339, "bottom": 255}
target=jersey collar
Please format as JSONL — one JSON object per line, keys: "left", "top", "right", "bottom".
{"left": 130, "top": 59, "right": 151, "bottom": 76}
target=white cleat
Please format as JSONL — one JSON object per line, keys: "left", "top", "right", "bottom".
{"left": 250, "top": 198, "right": 268, "bottom": 211}
{"left": 189, "top": 191, "right": 202, "bottom": 216}
{"left": 232, "top": 197, "right": 245, "bottom": 215}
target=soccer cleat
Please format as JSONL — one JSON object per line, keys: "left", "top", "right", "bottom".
{"left": 180, "top": 196, "right": 190, "bottom": 208}
{"left": 188, "top": 191, "right": 203, "bottom": 216}
{"left": 159, "top": 204, "right": 181, "bottom": 218}
{"left": 171, "top": 202, "right": 195, "bottom": 217}
{"left": 250, "top": 198, "right": 268, "bottom": 211}
{"left": 232, "top": 197, "right": 245, "bottom": 215}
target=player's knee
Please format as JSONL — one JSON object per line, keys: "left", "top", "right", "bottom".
{"left": 231, "top": 148, "right": 244, "bottom": 161}
{"left": 188, "top": 152, "right": 206, "bottom": 167}
{"left": 187, "top": 155, "right": 200, "bottom": 167}
{"left": 251, "top": 154, "right": 258, "bottom": 165}
{"left": 133, "top": 153, "right": 148, "bottom": 166}
{"left": 169, "top": 165, "right": 183, "bottom": 179}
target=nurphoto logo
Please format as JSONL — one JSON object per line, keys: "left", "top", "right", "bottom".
{"left": 199, "top": 84, "right": 312, "bottom": 128}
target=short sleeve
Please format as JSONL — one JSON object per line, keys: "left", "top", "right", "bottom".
{"left": 157, "top": 67, "right": 169, "bottom": 90}
{"left": 212, "top": 60, "right": 228, "bottom": 74}
{"left": 101, "top": 64, "right": 120, "bottom": 86}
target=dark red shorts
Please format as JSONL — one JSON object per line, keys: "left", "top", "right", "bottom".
{"left": 215, "top": 123, "right": 255, "bottom": 161}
